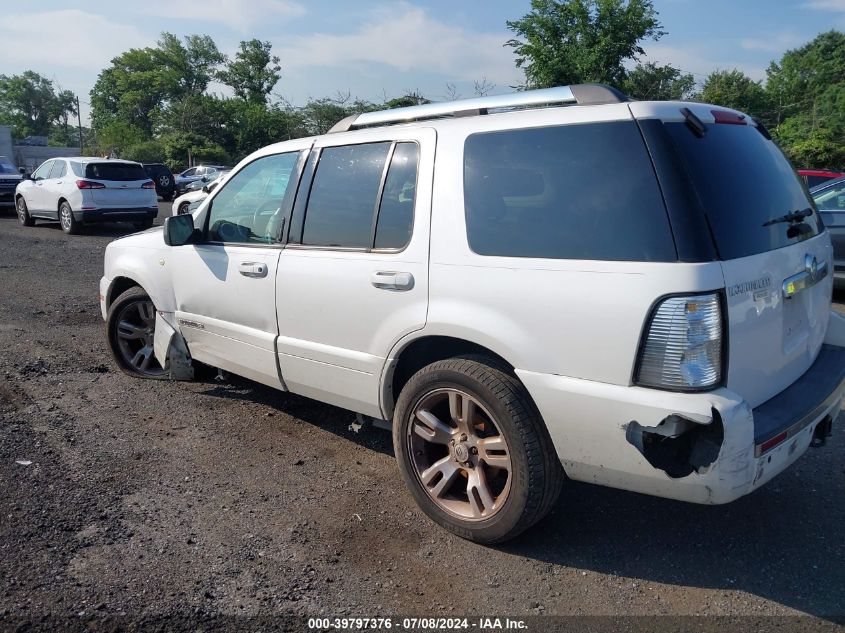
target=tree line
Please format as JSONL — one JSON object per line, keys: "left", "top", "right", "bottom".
{"left": 0, "top": 0, "right": 843, "bottom": 169}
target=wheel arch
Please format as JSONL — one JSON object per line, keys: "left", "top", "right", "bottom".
{"left": 382, "top": 334, "right": 520, "bottom": 420}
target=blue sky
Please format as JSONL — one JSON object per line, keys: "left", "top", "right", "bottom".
{"left": 1, "top": 0, "right": 844, "bottom": 123}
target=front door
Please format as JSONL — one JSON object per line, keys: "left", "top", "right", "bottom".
{"left": 276, "top": 128, "right": 435, "bottom": 417}
{"left": 27, "top": 160, "right": 53, "bottom": 213}
{"left": 168, "top": 149, "right": 306, "bottom": 388}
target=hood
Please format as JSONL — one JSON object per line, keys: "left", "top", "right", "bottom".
{"left": 110, "top": 225, "right": 164, "bottom": 248}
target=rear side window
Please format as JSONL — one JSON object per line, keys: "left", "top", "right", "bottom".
{"left": 302, "top": 143, "right": 391, "bottom": 248}
{"left": 463, "top": 121, "right": 676, "bottom": 261}
{"left": 664, "top": 123, "right": 821, "bottom": 260}
{"left": 86, "top": 162, "right": 148, "bottom": 181}
{"left": 70, "top": 162, "right": 83, "bottom": 177}
{"left": 374, "top": 142, "right": 419, "bottom": 250}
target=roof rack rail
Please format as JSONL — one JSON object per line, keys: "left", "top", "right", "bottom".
{"left": 329, "top": 84, "right": 628, "bottom": 133}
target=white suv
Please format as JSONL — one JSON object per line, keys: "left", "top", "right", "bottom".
{"left": 99, "top": 85, "right": 845, "bottom": 544}
{"left": 16, "top": 158, "right": 158, "bottom": 234}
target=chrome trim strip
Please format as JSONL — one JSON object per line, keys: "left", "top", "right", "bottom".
{"left": 782, "top": 256, "right": 828, "bottom": 299}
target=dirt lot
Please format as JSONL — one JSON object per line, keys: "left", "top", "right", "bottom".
{"left": 1, "top": 205, "right": 844, "bottom": 631}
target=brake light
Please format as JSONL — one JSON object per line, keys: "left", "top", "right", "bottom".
{"left": 142, "top": 180, "right": 156, "bottom": 189}
{"left": 712, "top": 109, "right": 747, "bottom": 125}
{"left": 76, "top": 179, "right": 105, "bottom": 189}
{"left": 635, "top": 294, "right": 724, "bottom": 391}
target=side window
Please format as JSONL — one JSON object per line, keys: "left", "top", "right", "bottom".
{"left": 70, "top": 162, "right": 84, "bottom": 177}
{"left": 301, "top": 143, "right": 391, "bottom": 248}
{"left": 463, "top": 122, "right": 676, "bottom": 262}
{"left": 49, "top": 161, "right": 66, "bottom": 179}
{"left": 814, "top": 183, "right": 845, "bottom": 210}
{"left": 207, "top": 152, "right": 298, "bottom": 244}
{"left": 182, "top": 168, "right": 197, "bottom": 177}
{"left": 32, "top": 161, "right": 53, "bottom": 180}
{"left": 374, "top": 142, "right": 419, "bottom": 250}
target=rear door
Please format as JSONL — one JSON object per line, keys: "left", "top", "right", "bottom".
{"left": 43, "top": 160, "right": 68, "bottom": 218}
{"left": 644, "top": 105, "right": 832, "bottom": 407}
{"left": 275, "top": 128, "right": 434, "bottom": 417}
{"left": 85, "top": 162, "right": 150, "bottom": 208}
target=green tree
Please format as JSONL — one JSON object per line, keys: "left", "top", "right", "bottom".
{"left": 621, "top": 62, "right": 694, "bottom": 100}
{"left": 505, "top": 0, "right": 665, "bottom": 88}
{"left": 0, "top": 71, "right": 77, "bottom": 138}
{"left": 219, "top": 39, "right": 281, "bottom": 104}
{"left": 697, "top": 69, "right": 768, "bottom": 119}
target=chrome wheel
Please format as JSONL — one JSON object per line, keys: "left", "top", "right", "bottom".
{"left": 60, "top": 205, "right": 72, "bottom": 231}
{"left": 16, "top": 197, "right": 25, "bottom": 221}
{"left": 408, "top": 388, "right": 512, "bottom": 521}
{"left": 114, "top": 299, "right": 166, "bottom": 377}
{"left": 178, "top": 202, "right": 190, "bottom": 215}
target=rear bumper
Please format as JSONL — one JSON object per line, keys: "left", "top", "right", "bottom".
{"left": 74, "top": 207, "right": 158, "bottom": 223}
{"left": 518, "top": 342, "right": 845, "bottom": 505}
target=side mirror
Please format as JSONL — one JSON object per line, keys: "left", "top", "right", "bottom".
{"left": 201, "top": 185, "right": 209, "bottom": 193}
{"left": 163, "top": 214, "right": 200, "bottom": 246}
{"left": 18, "top": 166, "right": 25, "bottom": 174}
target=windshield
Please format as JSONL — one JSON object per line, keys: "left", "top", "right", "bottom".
{"left": 665, "top": 122, "right": 821, "bottom": 260}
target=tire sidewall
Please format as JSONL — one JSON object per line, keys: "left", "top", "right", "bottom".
{"left": 16, "top": 196, "right": 32, "bottom": 226}
{"left": 393, "top": 363, "right": 532, "bottom": 543}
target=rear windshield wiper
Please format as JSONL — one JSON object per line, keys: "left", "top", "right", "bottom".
{"left": 762, "top": 207, "right": 813, "bottom": 227}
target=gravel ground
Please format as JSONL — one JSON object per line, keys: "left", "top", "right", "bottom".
{"left": 1, "top": 205, "right": 844, "bottom": 632}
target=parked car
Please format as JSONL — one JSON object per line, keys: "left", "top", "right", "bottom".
{"left": 141, "top": 162, "right": 176, "bottom": 201}
{"left": 799, "top": 168, "right": 844, "bottom": 189}
{"left": 16, "top": 157, "right": 158, "bottom": 234}
{"left": 172, "top": 170, "right": 231, "bottom": 216}
{"left": 99, "top": 85, "right": 845, "bottom": 544}
{"left": 174, "top": 165, "right": 228, "bottom": 194}
{"left": 811, "top": 175, "right": 845, "bottom": 288}
{"left": 0, "top": 155, "right": 22, "bottom": 211}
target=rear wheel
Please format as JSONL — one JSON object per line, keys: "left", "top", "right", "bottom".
{"left": 59, "top": 201, "right": 79, "bottom": 234}
{"left": 393, "top": 356, "right": 563, "bottom": 544}
{"left": 16, "top": 196, "right": 34, "bottom": 226}
{"left": 106, "top": 286, "right": 168, "bottom": 379}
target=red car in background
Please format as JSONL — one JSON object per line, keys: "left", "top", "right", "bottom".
{"left": 799, "top": 168, "right": 845, "bottom": 188}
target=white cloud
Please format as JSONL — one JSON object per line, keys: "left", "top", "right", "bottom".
{"left": 741, "top": 33, "right": 804, "bottom": 53}
{"left": 139, "top": 0, "right": 305, "bottom": 32}
{"left": 0, "top": 10, "right": 149, "bottom": 71}
{"left": 274, "top": 3, "right": 522, "bottom": 87}
{"left": 803, "top": 0, "right": 845, "bottom": 10}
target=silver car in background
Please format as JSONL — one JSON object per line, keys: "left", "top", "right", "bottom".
{"left": 811, "top": 176, "right": 845, "bottom": 288}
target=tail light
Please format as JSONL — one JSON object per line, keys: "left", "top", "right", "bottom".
{"left": 142, "top": 180, "right": 156, "bottom": 189}
{"left": 635, "top": 293, "right": 724, "bottom": 391}
{"left": 76, "top": 179, "right": 105, "bottom": 189}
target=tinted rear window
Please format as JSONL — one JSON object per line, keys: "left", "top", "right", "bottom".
{"left": 463, "top": 121, "right": 676, "bottom": 261}
{"left": 665, "top": 122, "right": 821, "bottom": 260}
{"left": 85, "top": 162, "right": 148, "bottom": 181}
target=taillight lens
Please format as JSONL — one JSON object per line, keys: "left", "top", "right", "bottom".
{"left": 635, "top": 293, "right": 723, "bottom": 390}
{"left": 76, "top": 179, "right": 105, "bottom": 189}
{"left": 142, "top": 180, "right": 156, "bottom": 189}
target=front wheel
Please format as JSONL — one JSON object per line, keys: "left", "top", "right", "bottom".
{"left": 59, "top": 201, "right": 79, "bottom": 234}
{"left": 106, "top": 286, "right": 168, "bottom": 379}
{"left": 177, "top": 202, "right": 190, "bottom": 215}
{"left": 393, "top": 356, "right": 563, "bottom": 544}
{"left": 16, "top": 196, "right": 34, "bottom": 226}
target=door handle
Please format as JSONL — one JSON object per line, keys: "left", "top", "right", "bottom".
{"left": 370, "top": 271, "right": 414, "bottom": 291}
{"left": 238, "top": 262, "right": 268, "bottom": 278}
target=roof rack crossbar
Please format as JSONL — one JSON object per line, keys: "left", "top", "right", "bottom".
{"left": 328, "top": 84, "right": 628, "bottom": 133}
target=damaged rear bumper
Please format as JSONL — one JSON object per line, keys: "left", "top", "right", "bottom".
{"left": 516, "top": 344, "right": 845, "bottom": 505}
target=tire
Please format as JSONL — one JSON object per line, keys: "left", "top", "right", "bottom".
{"left": 16, "top": 196, "right": 34, "bottom": 227}
{"left": 59, "top": 201, "right": 79, "bottom": 234}
{"left": 134, "top": 218, "right": 154, "bottom": 231}
{"left": 177, "top": 202, "right": 190, "bottom": 215}
{"left": 393, "top": 356, "right": 563, "bottom": 544}
{"left": 106, "top": 286, "right": 169, "bottom": 379}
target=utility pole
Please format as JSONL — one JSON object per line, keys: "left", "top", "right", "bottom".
{"left": 75, "top": 95, "right": 83, "bottom": 153}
